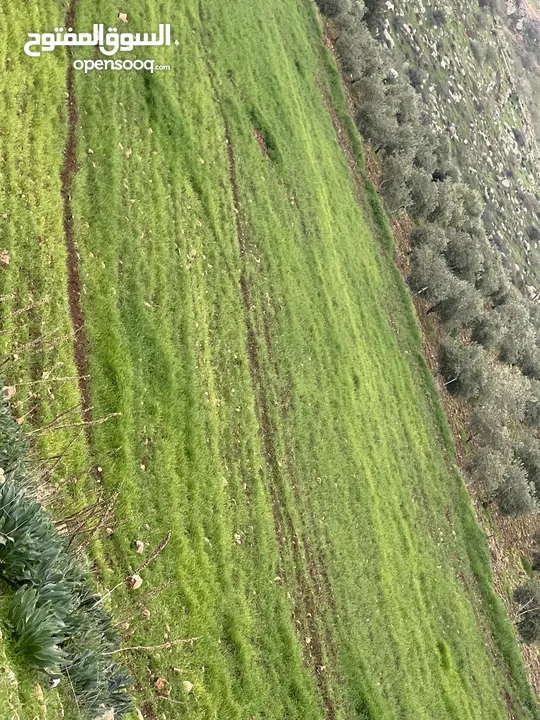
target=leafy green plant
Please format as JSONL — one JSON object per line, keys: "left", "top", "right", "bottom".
{"left": 0, "top": 399, "right": 133, "bottom": 716}
{"left": 8, "top": 585, "right": 67, "bottom": 672}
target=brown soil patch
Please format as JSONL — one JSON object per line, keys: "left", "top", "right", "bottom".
{"left": 60, "top": 0, "right": 92, "bottom": 426}
{"left": 140, "top": 700, "right": 158, "bottom": 719}
{"left": 364, "top": 146, "right": 382, "bottom": 190}
{"left": 391, "top": 215, "right": 413, "bottom": 276}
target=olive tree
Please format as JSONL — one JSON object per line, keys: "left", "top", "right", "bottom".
{"left": 380, "top": 153, "right": 412, "bottom": 215}
{"left": 410, "top": 223, "right": 448, "bottom": 254}
{"left": 515, "top": 436, "right": 540, "bottom": 497}
{"left": 468, "top": 406, "right": 509, "bottom": 449}
{"left": 520, "top": 341, "right": 540, "bottom": 381}
{"left": 408, "top": 245, "right": 458, "bottom": 303}
{"left": 315, "top": 0, "right": 354, "bottom": 17}
{"left": 496, "top": 461, "right": 537, "bottom": 516}
{"left": 470, "top": 310, "right": 505, "bottom": 349}
{"left": 444, "top": 229, "right": 484, "bottom": 284}
{"left": 475, "top": 245, "right": 509, "bottom": 300}
{"left": 408, "top": 168, "right": 440, "bottom": 219}
{"left": 477, "top": 363, "right": 532, "bottom": 424}
{"left": 496, "top": 292, "right": 534, "bottom": 365}
{"left": 467, "top": 445, "right": 511, "bottom": 497}
{"left": 438, "top": 338, "right": 489, "bottom": 400}
{"left": 434, "top": 280, "right": 484, "bottom": 331}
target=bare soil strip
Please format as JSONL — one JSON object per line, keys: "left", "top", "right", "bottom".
{"left": 60, "top": 0, "right": 92, "bottom": 424}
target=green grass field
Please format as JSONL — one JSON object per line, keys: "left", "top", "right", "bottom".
{"left": 0, "top": 0, "right": 538, "bottom": 718}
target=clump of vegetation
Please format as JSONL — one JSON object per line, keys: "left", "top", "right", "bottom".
{"left": 0, "top": 394, "right": 132, "bottom": 716}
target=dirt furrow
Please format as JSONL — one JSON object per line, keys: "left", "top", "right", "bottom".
{"left": 60, "top": 0, "right": 92, "bottom": 425}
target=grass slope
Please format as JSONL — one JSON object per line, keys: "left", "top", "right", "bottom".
{"left": 0, "top": 0, "right": 537, "bottom": 717}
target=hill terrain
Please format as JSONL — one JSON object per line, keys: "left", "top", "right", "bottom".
{"left": 0, "top": 0, "right": 538, "bottom": 718}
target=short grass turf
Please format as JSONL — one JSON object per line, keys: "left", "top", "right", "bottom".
{"left": 0, "top": 0, "right": 538, "bottom": 718}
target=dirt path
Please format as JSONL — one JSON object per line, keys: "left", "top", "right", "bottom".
{"left": 60, "top": 0, "right": 92, "bottom": 425}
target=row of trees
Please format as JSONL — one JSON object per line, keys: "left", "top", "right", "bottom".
{"left": 316, "top": 0, "right": 540, "bottom": 517}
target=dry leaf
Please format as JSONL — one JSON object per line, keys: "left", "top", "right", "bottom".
{"left": 135, "top": 540, "right": 144, "bottom": 554}
{"left": 142, "top": 608, "right": 151, "bottom": 618}
{"left": 183, "top": 680, "right": 194, "bottom": 694}
{"left": 125, "top": 148, "right": 133, "bottom": 159}
{"left": 0, "top": 249, "right": 10, "bottom": 266}
{"left": 3, "top": 386, "right": 16, "bottom": 399}
{"left": 87, "top": 148, "right": 94, "bottom": 155}
{"left": 118, "top": 12, "right": 128, "bottom": 23}
{"left": 154, "top": 677, "right": 169, "bottom": 695}
{"left": 126, "top": 574, "right": 143, "bottom": 590}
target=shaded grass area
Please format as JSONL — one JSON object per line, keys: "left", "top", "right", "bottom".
{"left": 0, "top": 0, "right": 537, "bottom": 718}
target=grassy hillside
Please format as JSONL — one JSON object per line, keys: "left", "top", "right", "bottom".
{"left": 0, "top": 0, "right": 538, "bottom": 717}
